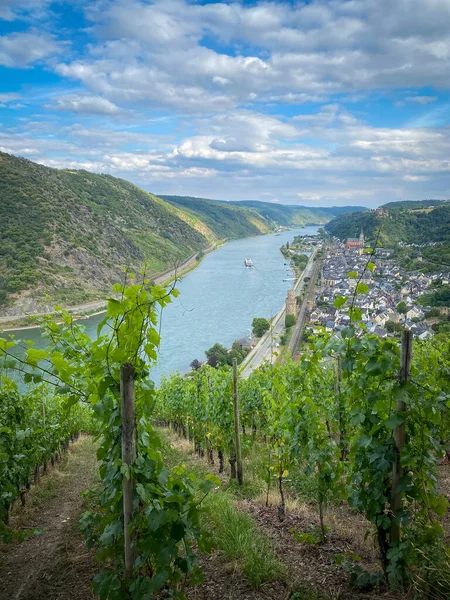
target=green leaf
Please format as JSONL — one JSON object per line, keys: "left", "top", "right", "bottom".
{"left": 367, "top": 262, "right": 376, "bottom": 272}
{"left": 384, "top": 414, "right": 404, "bottom": 429}
{"left": 25, "top": 348, "right": 48, "bottom": 364}
{"left": 349, "top": 307, "right": 363, "bottom": 321}
{"left": 433, "top": 495, "right": 448, "bottom": 517}
{"left": 63, "top": 395, "right": 80, "bottom": 411}
{"left": 106, "top": 298, "right": 122, "bottom": 317}
{"left": 348, "top": 271, "right": 358, "bottom": 279}
{"left": 147, "top": 328, "right": 161, "bottom": 346}
{"left": 356, "top": 434, "right": 372, "bottom": 449}
{"left": 334, "top": 295, "right": 348, "bottom": 309}
{"left": 356, "top": 283, "right": 369, "bottom": 295}
{"left": 97, "top": 317, "right": 108, "bottom": 337}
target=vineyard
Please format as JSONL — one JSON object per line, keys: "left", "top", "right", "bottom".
{"left": 1, "top": 275, "right": 450, "bottom": 599}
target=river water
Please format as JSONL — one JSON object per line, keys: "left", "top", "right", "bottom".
{"left": 3, "top": 226, "right": 318, "bottom": 385}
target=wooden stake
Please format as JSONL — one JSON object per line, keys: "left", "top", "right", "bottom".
{"left": 120, "top": 363, "right": 137, "bottom": 578}
{"left": 390, "top": 330, "right": 412, "bottom": 545}
{"left": 232, "top": 359, "right": 243, "bottom": 486}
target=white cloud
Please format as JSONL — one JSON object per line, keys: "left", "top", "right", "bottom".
{"left": 47, "top": 0, "right": 450, "bottom": 113}
{"left": 4, "top": 0, "right": 450, "bottom": 205}
{"left": 3, "top": 103, "right": 450, "bottom": 205}
{"left": 0, "top": 31, "right": 59, "bottom": 67}
{"left": 0, "top": 0, "right": 53, "bottom": 21}
{"left": 403, "top": 175, "right": 429, "bottom": 181}
{"left": 0, "top": 93, "right": 21, "bottom": 102}
{"left": 47, "top": 94, "right": 122, "bottom": 115}
{"left": 404, "top": 96, "right": 438, "bottom": 104}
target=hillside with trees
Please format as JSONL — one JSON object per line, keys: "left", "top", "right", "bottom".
{"left": 158, "top": 195, "right": 272, "bottom": 240}
{"left": 161, "top": 196, "right": 365, "bottom": 228}
{"left": 0, "top": 151, "right": 368, "bottom": 317}
{"left": 0, "top": 153, "right": 271, "bottom": 315}
{"left": 325, "top": 200, "right": 450, "bottom": 270}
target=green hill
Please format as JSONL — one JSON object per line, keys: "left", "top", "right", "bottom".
{"left": 157, "top": 195, "right": 272, "bottom": 240}
{"left": 160, "top": 196, "right": 366, "bottom": 228}
{"left": 325, "top": 200, "right": 450, "bottom": 270}
{"left": 0, "top": 151, "right": 369, "bottom": 317}
{"left": 0, "top": 153, "right": 270, "bottom": 315}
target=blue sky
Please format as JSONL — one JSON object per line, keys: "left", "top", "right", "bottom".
{"left": 1, "top": 0, "right": 450, "bottom": 207}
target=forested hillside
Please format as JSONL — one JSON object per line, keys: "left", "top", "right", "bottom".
{"left": 0, "top": 154, "right": 270, "bottom": 316}
{"left": 0, "top": 151, "right": 366, "bottom": 317}
{"left": 158, "top": 195, "right": 271, "bottom": 240}
{"left": 325, "top": 200, "right": 450, "bottom": 269}
{"left": 161, "top": 195, "right": 365, "bottom": 228}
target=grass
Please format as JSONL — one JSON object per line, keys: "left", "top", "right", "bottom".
{"left": 290, "top": 586, "right": 331, "bottom": 600}
{"left": 202, "top": 491, "right": 285, "bottom": 587}
{"left": 160, "top": 430, "right": 286, "bottom": 588}
{"left": 32, "top": 477, "right": 61, "bottom": 506}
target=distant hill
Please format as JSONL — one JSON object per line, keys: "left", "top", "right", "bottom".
{"left": 160, "top": 196, "right": 366, "bottom": 227}
{"left": 0, "top": 153, "right": 270, "bottom": 316}
{"left": 325, "top": 200, "right": 450, "bottom": 271}
{"left": 381, "top": 199, "right": 449, "bottom": 210}
{"left": 157, "top": 196, "right": 271, "bottom": 240}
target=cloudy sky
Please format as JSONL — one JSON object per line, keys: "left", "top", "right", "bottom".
{"left": 1, "top": 0, "right": 450, "bottom": 207}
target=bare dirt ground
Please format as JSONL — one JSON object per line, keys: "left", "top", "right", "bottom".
{"left": 0, "top": 436, "right": 98, "bottom": 600}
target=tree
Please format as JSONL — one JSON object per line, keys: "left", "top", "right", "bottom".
{"left": 206, "top": 354, "right": 219, "bottom": 368}
{"left": 385, "top": 320, "right": 395, "bottom": 333}
{"left": 285, "top": 314, "right": 296, "bottom": 328}
{"left": 205, "top": 343, "right": 229, "bottom": 367}
{"left": 396, "top": 301, "right": 407, "bottom": 315}
{"left": 190, "top": 359, "right": 201, "bottom": 370}
{"left": 252, "top": 317, "right": 270, "bottom": 337}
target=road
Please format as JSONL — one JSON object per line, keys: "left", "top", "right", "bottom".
{"left": 288, "top": 260, "right": 321, "bottom": 357}
{"left": 240, "top": 247, "right": 318, "bottom": 378}
{"left": 0, "top": 243, "right": 219, "bottom": 327}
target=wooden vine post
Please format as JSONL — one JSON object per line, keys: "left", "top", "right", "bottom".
{"left": 232, "top": 358, "right": 243, "bottom": 486}
{"left": 120, "top": 363, "right": 137, "bottom": 578}
{"left": 390, "top": 330, "right": 413, "bottom": 545}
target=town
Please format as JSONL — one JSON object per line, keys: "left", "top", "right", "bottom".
{"left": 309, "top": 230, "right": 450, "bottom": 339}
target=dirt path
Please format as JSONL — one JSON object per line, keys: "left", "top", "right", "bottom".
{"left": 0, "top": 436, "right": 98, "bottom": 600}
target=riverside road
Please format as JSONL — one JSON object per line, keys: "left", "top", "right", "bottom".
{"left": 240, "top": 246, "right": 319, "bottom": 378}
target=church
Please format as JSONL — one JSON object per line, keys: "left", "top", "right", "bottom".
{"left": 345, "top": 230, "right": 365, "bottom": 253}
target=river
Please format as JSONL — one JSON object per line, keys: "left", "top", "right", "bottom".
{"left": 3, "top": 226, "right": 318, "bottom": 385}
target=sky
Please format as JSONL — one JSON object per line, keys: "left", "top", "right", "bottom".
{"left": 1, "top": 1, "right": 450, "bottom": 207}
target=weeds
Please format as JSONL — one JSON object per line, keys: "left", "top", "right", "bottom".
{"left": 202, "top": 491, "right": 285, "bottom": 586}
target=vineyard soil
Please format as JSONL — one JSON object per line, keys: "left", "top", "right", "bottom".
{"left": 162, "top": 429, "right": 406, "bottom": 600}
{"left": 0, "top": 436, "right": 98, "bottom": 600}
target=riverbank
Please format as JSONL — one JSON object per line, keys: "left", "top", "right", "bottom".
{"left": 1, "top": 226, "right": 319, "bottom": 383}
{"left": 0, "top": 240, "right": 224, "bottom": 332}
{"left": 240, "top": 246, "right": 318, "bottom": 377}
